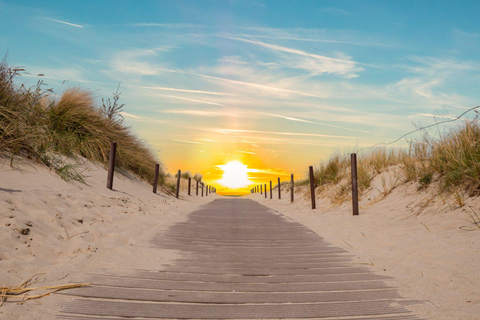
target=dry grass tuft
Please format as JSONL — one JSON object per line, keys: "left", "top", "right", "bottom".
{"left": 311, "top": 118, "right": 480, "bottom": 205}
{"left": 0, "top": 57, "right": 162, "bottom": 184}
{"left": 0, "top": 274, "right": 89, "bottom": 305}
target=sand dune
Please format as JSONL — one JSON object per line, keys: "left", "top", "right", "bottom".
{"left": 251, "top": 170, "right": 480, "bottom": 319}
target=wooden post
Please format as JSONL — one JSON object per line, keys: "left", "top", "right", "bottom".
{"left": 201, "top": 183, "right": 204, "bottom": 197}
{"left": 264, "top": 184, "right": 267, "bottom": 198}
{"left": 270, "top": 181, "right": 272, "bottom": 199}
{"left": 196, "top": 179, "right": 199, "bottom": 196}
{"left": 175, "top": 170, "right": 181, "bottom": 199}
{"left": 206, "top": 185, "right": 209, "bottom": 196}
{"left": 309, "top": 166, "right": 316, "bottom": 209}
{"left": 260, "top": 184, "right": 262, "bottom": 195}
{"left": 153, "top": 163, "right": 160, "bottom": 194}
{"left": 188, "top": 177, "right": 191, "bottom": 195}
{"left": 278, "top": 177, "right": 281, "bottom": 199}
{"left": 106, "top": 142, "right": 117, "bottom": 190}
{"left": 290, "top": 174, "right": 294, "bottom": 203}
{"left": 351, "top": 153, "right": 359, "bottom": 216}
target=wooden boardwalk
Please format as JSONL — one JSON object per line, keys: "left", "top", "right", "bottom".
{"left": 59, "top": 198, "right": 422, "bottom": 319}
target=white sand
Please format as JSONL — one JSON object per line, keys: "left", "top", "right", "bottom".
{"left": 250, "top": 171, "right": 480, "bottom": 320}
{"left": 0, "top": 157, "right": 216, "bottom": 319}
{"left": 2, "top": 158, "right": 479, "bottom": 319}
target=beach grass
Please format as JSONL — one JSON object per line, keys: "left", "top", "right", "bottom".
{"left": 312, "top": 117, "right": 480, "bottom": 204}
{"left": 0, "top": 58, "right": 162, "bottom": 184}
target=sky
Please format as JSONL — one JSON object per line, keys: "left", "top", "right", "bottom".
{"left": 1, "top": 0, "right": 480, "bottom": 194}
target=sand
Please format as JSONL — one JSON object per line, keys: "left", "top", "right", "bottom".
{"left": 1, "top": 158, "right": 479, "bottom": 319}
{"left": 250, "top": 170, "right": 480, "bottom": 320}
{"left": 0, "top": 157, "right": 216, "bottom": 319}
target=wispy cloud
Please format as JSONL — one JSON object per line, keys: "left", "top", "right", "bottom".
{"left": 172, "top": 139, "right": 204, "bottom": 145}
{"left": 106, "top": 49, "right": 324, "bottom": 98}
{"left": 217, "top": 56, "right": 249, "bottom": 64}
{"left": 220, "top": 33, "right": 387, "bottom": 46}
{"left": 220, "top": 36, "right": 364, "bottom": 77}
{"left": 120, "top": 111, "right": 142, "bottom": 119}
{"left": 257, "top": 112, "right": 369, "bottom": 133}
{"left": 234, "top": 26, "right": 397, "bottom": 47}
{"left": 188, "top": 71, "right": 324, "bottom": 98}
{"left": 208, "top": 128, "right": 357, "bottom": 139}
{"left": 162, "top": 109, "right": 239, "bottom": 117}
{"left": 410, "top": 113, "right": 457, "bottom": 120}
{"left": 391, "top": 56, "right": 478, "bottom": 105}
{"left": 236, "top": 150, "right": 256, "bottom": 154}
{"left": 127, "top": 23, "right": 204, "bottom": 28}
{"left": 44, "top": 17, "right": 83, "bottom": 28}
{"left": 119, "top": 112, "right": 168, "bottom": 124}
{"left": 154, "top": 93, "right": 225, "bottom": 107}
{"left": 127, "top": 84, "right": 232, "bottom": 96}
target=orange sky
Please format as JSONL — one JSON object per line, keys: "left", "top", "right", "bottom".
{"left": 160, "top": 141, "right": 295, "bottom": 195}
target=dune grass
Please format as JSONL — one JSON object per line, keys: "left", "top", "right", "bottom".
{"left": 311, "top": 117, "right": 480, "bottom": 204}
{"left": 0, "top": 58, "right": 162, "bottom": 184}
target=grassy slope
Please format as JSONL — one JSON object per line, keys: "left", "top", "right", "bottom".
{"left": 0, "top": 58, "right": 162, "bottom": 184}
{"left": 305, "top": 118, "right": 480, "bottom": 206}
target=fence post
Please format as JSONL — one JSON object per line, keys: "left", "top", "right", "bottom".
{"left": 196, "top": 180, "right": 199, "bottom": 196}
{"left": 188, "top": 177, "right": 191, "bottom": 195}
{"left": 309, "top": 166, "right": 316, "bottom": 209}
{"left": 351, "top": 153, "right": 359, "bottom": 216}
{"left": 206, "top": 185, "right": 209, "bottom": 196}
{"left": 202, "top": 183, "right": 204, "bottom": 197}
{"left": 278, "top": 177, "right": 281, "bottom": 199}
{"left": 106, "top": 142, "right": 117, "bottom": 190}
{"left": 290, "top": 174, "right": 294, "bottom": 203}
{"left": 264, "top": 184, "right": 267, "bottom": 198}
{"left": 260, "top": 184, "right": 263, "bottom": 195}
{"left": 270, "top": 181, "right": 272, "bottom": 199}
{"left": 175, "top": 170, "right": 181, "bottom": 199}
{"left": 153, "top": 163, "right": 160, "bottom": 194}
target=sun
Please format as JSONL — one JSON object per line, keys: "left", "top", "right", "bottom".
{"left": 217, "top": 161, "right": 253, "bottom": 189}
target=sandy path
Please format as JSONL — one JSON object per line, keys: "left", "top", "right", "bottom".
{"left": 58, "top": 198, "right": 421, "bottom": 319}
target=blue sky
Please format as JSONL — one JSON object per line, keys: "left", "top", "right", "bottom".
{"left": 1, "top": 0, "right": 480, "bottom": 187}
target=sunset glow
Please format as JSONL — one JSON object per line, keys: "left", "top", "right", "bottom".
{"left": 217, "top": 161, "right": 253, "bottom": 190}
{"left": 3, "top": 1, "right": 480, "bottom": 196}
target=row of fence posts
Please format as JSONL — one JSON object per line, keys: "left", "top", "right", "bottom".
{"left": 106, "top": 142, "right": 216, "bottom": 199}
{"left": 250, "top": 153, "right": 359, "bottom": 216}
{"left": 250, "top": 173, "right": 295, "bottom": 203}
